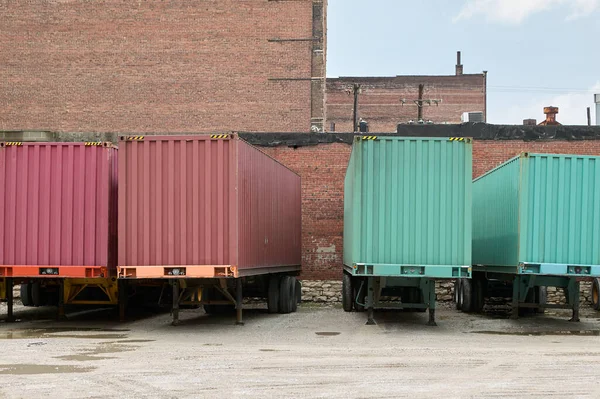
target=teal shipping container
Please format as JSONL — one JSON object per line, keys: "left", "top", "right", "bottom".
{"left": 343, "top": 136, "right": 472, "bottom": 278}
{"left": 472, "top": 153, "right": 600, "bottom": 276}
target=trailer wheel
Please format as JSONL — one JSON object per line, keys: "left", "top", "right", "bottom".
{"left": 267, "top": 275, "right": 280, "bottom": 314}
{"left": 278, "top": 276, "right": 294, "bottom": 314}
{"left": 291, "top": 277, "right": 299, "bottom": 313}
{"left": 31, "top": 281, "right": 43, "bottom": 307}
{"left": 353, "top": 278, "right": 365, "bottom": 312}
{"left": 342, "top": 273, "right": 353, "bottom": 312}
{"left": 454, "top": 280, "right": 462, "bottom": 310}
{"left": 473, "top": 278, "right": 485, "bottom": 313}
{"left": 592, "top": 279, "right": 600, "bottom": 311}
{"left": 461, "top": 279, "right": 474, "bottom": 313}
{"left": 20, "top": 283, "right": 33, "bottom": 307}
{"left": 535, "top": 286, "right": 547, "bottom": 314}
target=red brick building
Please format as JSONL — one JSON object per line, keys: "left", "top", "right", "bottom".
{"left": 242, "top": 128, "right": 600, "bottom": 280}
{"left": 0, "top": 0, "right": 326, "bottom": 133}
{"left": 326, "top": 53, "right": 487, "bottom": 132}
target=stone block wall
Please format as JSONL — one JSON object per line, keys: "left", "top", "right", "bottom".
{"left": 300, "top": 279, "right": 594, "bottom": 306}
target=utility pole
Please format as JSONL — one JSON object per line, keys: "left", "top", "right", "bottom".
{"left": 587, "top": 107, "right": 592, "bottom": 126}
{"left": 400, "top": 84, "right": 442, "bottom": 122}
{"left": 350, "top": 83, "right": 361, "bottom": 132}
{"left": 417, "top": 84, "right": 424, "bottom": 121}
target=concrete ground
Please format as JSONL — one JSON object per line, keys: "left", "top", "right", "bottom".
{"left": 1, "top": 301, "right": 600, "bottom": 399}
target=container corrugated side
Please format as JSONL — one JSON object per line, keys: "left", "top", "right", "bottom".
{"left": 520, "top": 154, "right": 600, "bottom": 266}
{"left": 473, "top": 153, "right": 600, "bottom": 272}
{"left": 118, "top": 135, "right": 301, "bottom": 278}
{"left": 472, "top": 156, "right": 520, "bottom": 267}
{"left": 237, "top": 140, "right": 301, "bottom": 272}
{"left": 343, "top": 137, "right": 472, "bottom": 274}
{"left": 0, "top": 143, "right": 117, "bottom": 278}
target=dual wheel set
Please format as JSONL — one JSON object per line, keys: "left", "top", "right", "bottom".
{"left": 455, "top": 276, "right": 547, "bottom": 316}
{"left": 341, "top": 273, "right": 365, "bottom": 312}
{"left": 592, "top": 278, "right": 600, "bottom": 311}
{"left": 266, "top": 275, "right": 301, "bottom": 314}
{"left": 19, "top": 281, "right": 58, "bottom": 308}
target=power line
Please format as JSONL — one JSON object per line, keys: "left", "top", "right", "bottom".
{"left": 488, "top": 85, "right": 598, "bottom": 94}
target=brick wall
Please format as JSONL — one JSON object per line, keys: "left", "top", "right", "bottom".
{"left": 326, "top": 74, "right": 486, "bottom": 132}
{"left": 263, "top": 139, "right": 600, "bottom": 280}
{"left": 0, "top": 0, "right": 325, "bottom": 133}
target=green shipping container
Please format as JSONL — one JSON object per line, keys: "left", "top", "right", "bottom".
{"left": 473, "top": 153, "right": 600, "bottom": 276}
{"left": 343, "top": 137, "right": 472, "bottom": 278}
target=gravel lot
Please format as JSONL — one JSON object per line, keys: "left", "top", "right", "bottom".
{"left": 1, "top": 301, "right": 600, "bottom": 398}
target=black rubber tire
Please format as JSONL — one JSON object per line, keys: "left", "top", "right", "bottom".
{"left": 413, "top": 288, "right": 427, "bottom": 313}
{"left": 518, "top": 287, "right": 536, "bottom": 317}
{"left": 454, "top": 279, "right": 463, "bottom": 311}
{"left": 593, "top": 279, "right": 600, "bottom": 311}
{"left": 535, "top": 286, "right": 547, "bottom": 314}
{"left": 461, "top": 279, "right": 474, "bottom": 313}
{"left": 290, "top": 277, "right": 298, "bottom": 313}
{"left": 278, "top": 276, "right": 294, "bottom": 314}
{"left": 20, "top": 283, "right": 33, "bottom": 307}
{"left": 353, "top": 278, "right": 365, "bottom": 312}
{"left": 402, "top": 287, "right": 425, "bottom": 312}
{"left": 31, "top": 281, "right": 43, "bottom": 307}
{"left": 342, "top": 273, "right": 353, "bottom": 312}
{"left": 267, "top": 275, "right": 280, "bottom": 314}
{"left": 473, "top": 277, "right": 485, "bottom": 313}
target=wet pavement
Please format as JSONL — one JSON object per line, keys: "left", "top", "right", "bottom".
{"left": 1, "top": 301, "right": 600, "bottom": 398}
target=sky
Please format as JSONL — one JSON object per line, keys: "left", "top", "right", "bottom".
{"left": 327, "top": 0, "right": 600, "bottom": 125}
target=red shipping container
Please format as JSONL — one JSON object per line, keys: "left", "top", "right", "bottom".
{"left": 118, "top": 135, "right": 301, "bottom": 278}
{"left": 0, "top": 142, "right": 118, "bottom": 278}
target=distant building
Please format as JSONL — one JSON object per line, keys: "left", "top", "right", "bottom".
{"left": 0, "top": 0, "right": 326, "bottom": 133}
{"left": 326, "top": 52, "right": 487, "bottom": 132}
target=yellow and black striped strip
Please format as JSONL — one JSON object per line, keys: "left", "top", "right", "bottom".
{"left": 210, "top": 134, "right": 230, "bottom": 139}
{"left": 125, "top": 136, "right": 145, "bottom": 141}
{"left": 85, "top": 142, "right": 102, "bottom": 146}
{"left": 449, "top": 137, "right": 465, "bottom": 142}
{"left": 361, "top": 136, "right": 378, "bottom": 140}
{"left": 4, "top": 142, "right": 23, "bottom": 146}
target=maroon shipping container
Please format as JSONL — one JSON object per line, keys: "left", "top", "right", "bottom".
{"left": 118, "top": 135, "right": 301, "bottom": 279}
{"left": 0, "top": 142, "right": 118, "bottom": 278}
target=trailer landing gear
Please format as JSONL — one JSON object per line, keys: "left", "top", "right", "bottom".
{"left": 235, "top": 278, "right": 244, "bottom": 326}
{"left": 5, "top": 278, "right": 15, "bottom": 323}
{"left": 360, "top": 276, "right": 437, "bottom": 326}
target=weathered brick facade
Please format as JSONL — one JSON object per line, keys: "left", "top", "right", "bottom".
{"left": 0, "top": 0, "right": 326, "bottom": 133}
{"left": 261, "top": 138, "right": 600, "bottom": 280}
{"left": 326, "top": 73, "right": 487, "bottom": 132}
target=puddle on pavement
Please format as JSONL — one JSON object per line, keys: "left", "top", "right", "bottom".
{"left": 0, "top": 364, "right": 95, "bottom": 375}
{"left": 315, "top": 332, "right": 341, "bottom": 336}
{"left": 471, "top": 330, "right": 600, "bottom": 336}
{"left": 0, "top": 327, "right": 129, "bottom": 340}
{"left": 53, "top": 342, "right": 140, "bottom": 362}
{"left": 259, "top": 349, "right": 290, "bottom": 352}
{"left": 83, "top": 343, "right": 137, "bottom": 356}
{"left": 109, "top": 339, "right": 154, "bottom": 344}
{"left": 55, "top": 355, "right": 115, "bottom": 362}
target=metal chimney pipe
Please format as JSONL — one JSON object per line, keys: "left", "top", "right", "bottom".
{"left": 456, "top": 51, "right": 463, "bottom": 76}
{"left": 595, "top": 94, "right": 600, "bottom": 126}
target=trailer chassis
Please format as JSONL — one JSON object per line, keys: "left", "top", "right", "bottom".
{"left": 344, "top": 264, "right": 471, "bottom": 326}
{"left": 458, "top": 264, "right": 589, "bottom": 321}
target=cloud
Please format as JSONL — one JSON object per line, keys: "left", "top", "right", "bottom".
{"left": 454, "top": 0, "right": 600, "bottom": 24}
{"left": 493, "top": 82, "right": 600, "bottom": 125}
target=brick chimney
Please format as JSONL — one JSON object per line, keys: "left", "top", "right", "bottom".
{"left": 538, "top": 106, "right": 561, "bottom": 126}
{"left": 456, "top": 51, "right": 463, "bottom": 76}
{"left": 523, "top": 119, "right": 537, "bottom": 126}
